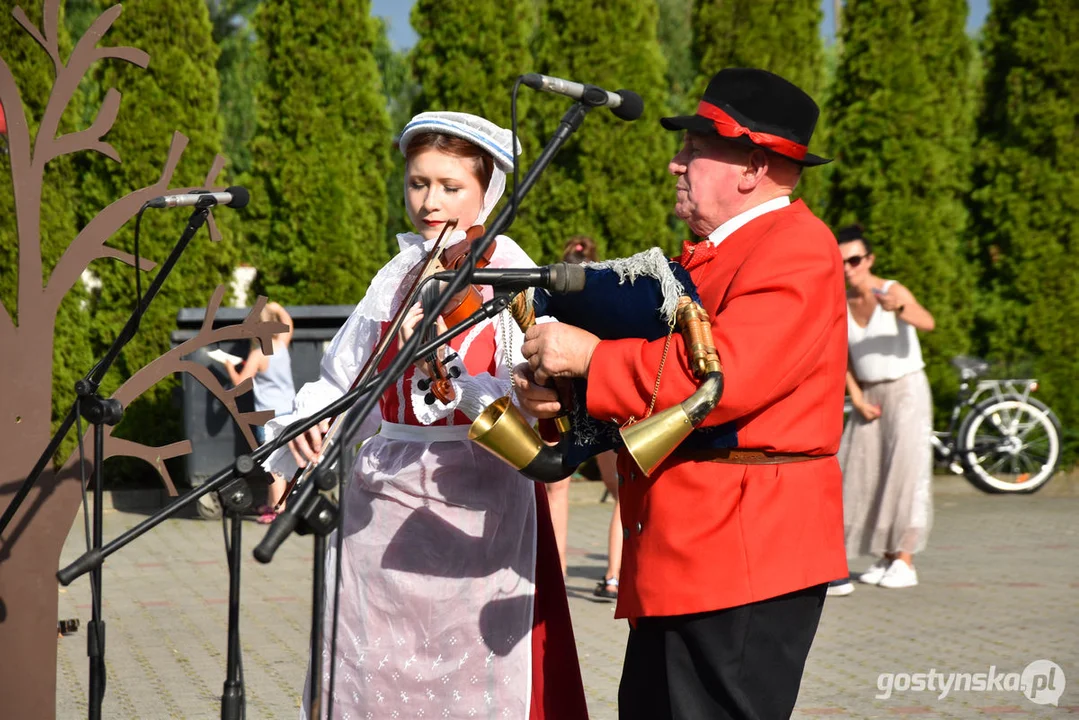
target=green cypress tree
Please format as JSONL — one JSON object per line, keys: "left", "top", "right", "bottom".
{"left": 658, "top": 0, "right": 696, "bottom": 116}
{"left": 80, "top": 0, "right": 239, "bottom": 454}
{"left": 969, "top": 0, "right": 1079, "bottom": 449}
{"left": 247, "top": 0, "right": 391, "bottom": 305}
{"left": 690, "top": 0, "right": 828, "bottom": 210}
{"left": 0, "top": 2, "right": 79, "bottom": 313}
{"left": 691, "top": 0, "right": 824, "bottom": 105}
{"left": 210, "top": 0, "right": 260, "bottom": 176}
{"left": 407, "top": 0, "right": 534, "bottom": 249}
{"left": 410, "top": 0, "right": 534, "bottom": 130}
{"left": 0, "top": 2, "right": 94, "bottom": 460}
{"left": 65, "top": 0, "right": 100, "bottom": 36}
{"left": 827, "top": 0, "right": 974, "bottom": 412}
{"left": 515, "top": 0, "right": 676, "bottom": 263}
{"left": 373, "top": 16, "right": 419, "bottom": 257}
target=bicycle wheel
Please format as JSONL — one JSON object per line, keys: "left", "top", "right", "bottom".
{"left": 958, "top": 395, "right": 1062, "bottom": 494}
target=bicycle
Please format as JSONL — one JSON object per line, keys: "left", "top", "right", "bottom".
{"left": 845, "top": 356, "right": 1063, "bottom": 494}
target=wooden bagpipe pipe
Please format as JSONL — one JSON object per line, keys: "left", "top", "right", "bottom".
{"left": 467, "top": 248, "right": 725, "bottom": 482}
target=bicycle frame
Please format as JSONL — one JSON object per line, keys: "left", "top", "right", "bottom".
{"left": 843, "top": 371, "right": 1040, "bottom": 466}
{"left": 932, "top": 372, "right": 1039, "bottom": 463}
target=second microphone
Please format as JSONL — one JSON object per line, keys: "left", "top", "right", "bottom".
{"left": 431, "top": 263, "right": 586, "bottom": 295}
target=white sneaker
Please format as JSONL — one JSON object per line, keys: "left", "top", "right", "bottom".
{"left": 878, "top": 559, "right": 919, "bottom": 589}
{"left": 826, "top": 580, "right": 855, "bottom": 597}
{"left": 857, "top": 559, "right": 891, "bottom": 585}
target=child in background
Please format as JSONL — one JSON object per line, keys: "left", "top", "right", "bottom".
{"left": 225, "top": 301, "right": 296, "bottom": 523}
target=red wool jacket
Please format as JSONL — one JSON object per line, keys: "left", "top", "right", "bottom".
{"left": 586, "top": 199, "right": 849, "bottom": 619}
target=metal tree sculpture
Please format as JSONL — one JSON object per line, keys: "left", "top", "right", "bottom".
{"left": 0, "top": 4, "right": 277, "bottom": 717}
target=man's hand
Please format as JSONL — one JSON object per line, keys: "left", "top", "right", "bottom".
{"left": 520, "top": 323, "right": 600, "bottom": 386}
{"left": 511, "top": 364, "right": 563, "bottom": 419}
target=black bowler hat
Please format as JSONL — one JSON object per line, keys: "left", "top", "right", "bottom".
{"left": 661, "top": 68, "right": 830, "bottom": 167}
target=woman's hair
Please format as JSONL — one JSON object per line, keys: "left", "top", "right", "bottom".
{"left": 562, "top": 235, "right": 597, "bottom": 264}
{"left": 836, "top": 223, "right": 872, "bottom": 254}
{"left": 404, "top": 132, "right": 495, "bottom": 192}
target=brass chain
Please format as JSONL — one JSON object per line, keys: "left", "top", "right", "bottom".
{"left": 645, "top": 327, "right": 675, "bottom": 419}
{"left": 625, "top": 313, "right": 677, "bottom": 427}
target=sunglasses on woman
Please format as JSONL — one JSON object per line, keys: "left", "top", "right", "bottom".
{"left": 843, "top": 254, "right": 868, "bottom": 268}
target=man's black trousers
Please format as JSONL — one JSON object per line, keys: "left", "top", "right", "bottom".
{"left": 618, "top": 583, "right": 828, "bottom": 720}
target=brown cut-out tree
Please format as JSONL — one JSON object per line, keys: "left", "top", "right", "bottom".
{"left": 0, "top": 3, "right": 280, "bottom": 716}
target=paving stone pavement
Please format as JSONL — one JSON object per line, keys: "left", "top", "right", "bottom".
{"left": 55, "top": 477, "right": 1078, "bottom": 719}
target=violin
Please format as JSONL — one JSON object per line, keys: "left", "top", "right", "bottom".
{"left": 274, "top": 219, "right": 464, "bottom": 511}
{"left": 276, "top": 222, "right": 500, "bottom": 511}
{"left": 416, "top": 224, "right": 496, "bottom": 405}
{"left": 438, "top": 224, "right": 497, "bottom": 326}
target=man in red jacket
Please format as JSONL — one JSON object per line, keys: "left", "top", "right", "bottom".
{"left": 515, "top": 68, "right": 849, "bottom": 719}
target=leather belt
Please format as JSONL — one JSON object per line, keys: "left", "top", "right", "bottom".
{"left": 677, "top": 448, "right": 832, "bottom": 465}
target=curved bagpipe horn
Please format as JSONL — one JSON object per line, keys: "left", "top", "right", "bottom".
{"left": 468, "top": 248, "right": 725, "bottom": 482}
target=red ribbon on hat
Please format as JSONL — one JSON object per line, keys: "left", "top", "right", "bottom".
{"left": 697, "top": 101, "right": 808, "bottom": 160}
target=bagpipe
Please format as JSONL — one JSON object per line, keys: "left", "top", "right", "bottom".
{"left": 468, "top": 248, "right": 725, "bottom": 482}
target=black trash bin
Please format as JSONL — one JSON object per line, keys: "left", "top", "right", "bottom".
{"left": 171, "top": 304, "right": 354, "bottom": 490}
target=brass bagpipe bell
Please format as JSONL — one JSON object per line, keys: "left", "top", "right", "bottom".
{"left": 468, "top": 248, "right": 725, "bottom": 482}
{"left": 619, "top": 297, "right": 724, "bottom": 476}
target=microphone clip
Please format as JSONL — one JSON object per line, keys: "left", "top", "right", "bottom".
{"left": 191, "top": 191, "right": 221, "bottom": 209}
{"left": 578, "top": 84, "right": 619, "bottom": 109}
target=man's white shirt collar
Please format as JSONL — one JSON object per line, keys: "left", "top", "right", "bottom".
{"left": 706, "top": 195, "right": 791, "bottom": 246}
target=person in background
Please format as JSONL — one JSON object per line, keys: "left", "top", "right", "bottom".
{"left": 832, "top": 223, "right": 935, "bottom": 595}
{"left": 544, "top": 236, "right": 624, "bottom": 600}
{"left": 225, "top": 301, "right": 296, "bottom": 523}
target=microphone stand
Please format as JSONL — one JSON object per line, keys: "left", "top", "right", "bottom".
{"left": 61, "top": 97, "right": 598, "bottom": 720}
{"left": 1, "top": 205, "right": 213, "bottom": 537}
{"left": 248, "top": 295, "right": 512, "bottom": 716}
{"left": 218, "top": 465, "right": 253, "bottom": 720}
{"left": 80, "top": 390, "right": 122, "bottom": 720}
{"left": 56, "top": 294, "right": 511, "bottom": 719}
{"left": 0, "top": 205, "right": 213, "bottom": 720}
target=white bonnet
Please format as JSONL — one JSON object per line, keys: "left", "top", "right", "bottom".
{"left": 397, "top": 111, "right": 521, "bottom": 173}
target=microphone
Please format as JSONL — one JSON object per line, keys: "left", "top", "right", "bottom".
{"left": 433, "top": 263, "right": 587, "bottom": 295}
{"left": 147, "top": 186, "right": 250, "bottom": 210}
{"left": 521, "top": 73, "right": 644, "bottom": 122}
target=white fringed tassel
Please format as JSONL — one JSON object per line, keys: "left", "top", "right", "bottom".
{"left": 587, "top": 247, "right": 685, "bottom": 325}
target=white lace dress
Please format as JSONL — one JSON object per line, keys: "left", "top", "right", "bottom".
{"left": 264, "top": 232, "right": 542, "bottom": 720}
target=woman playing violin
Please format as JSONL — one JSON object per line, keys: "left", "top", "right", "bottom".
{"left": 262, "top": 111, "right": 588, "bottom": 720}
